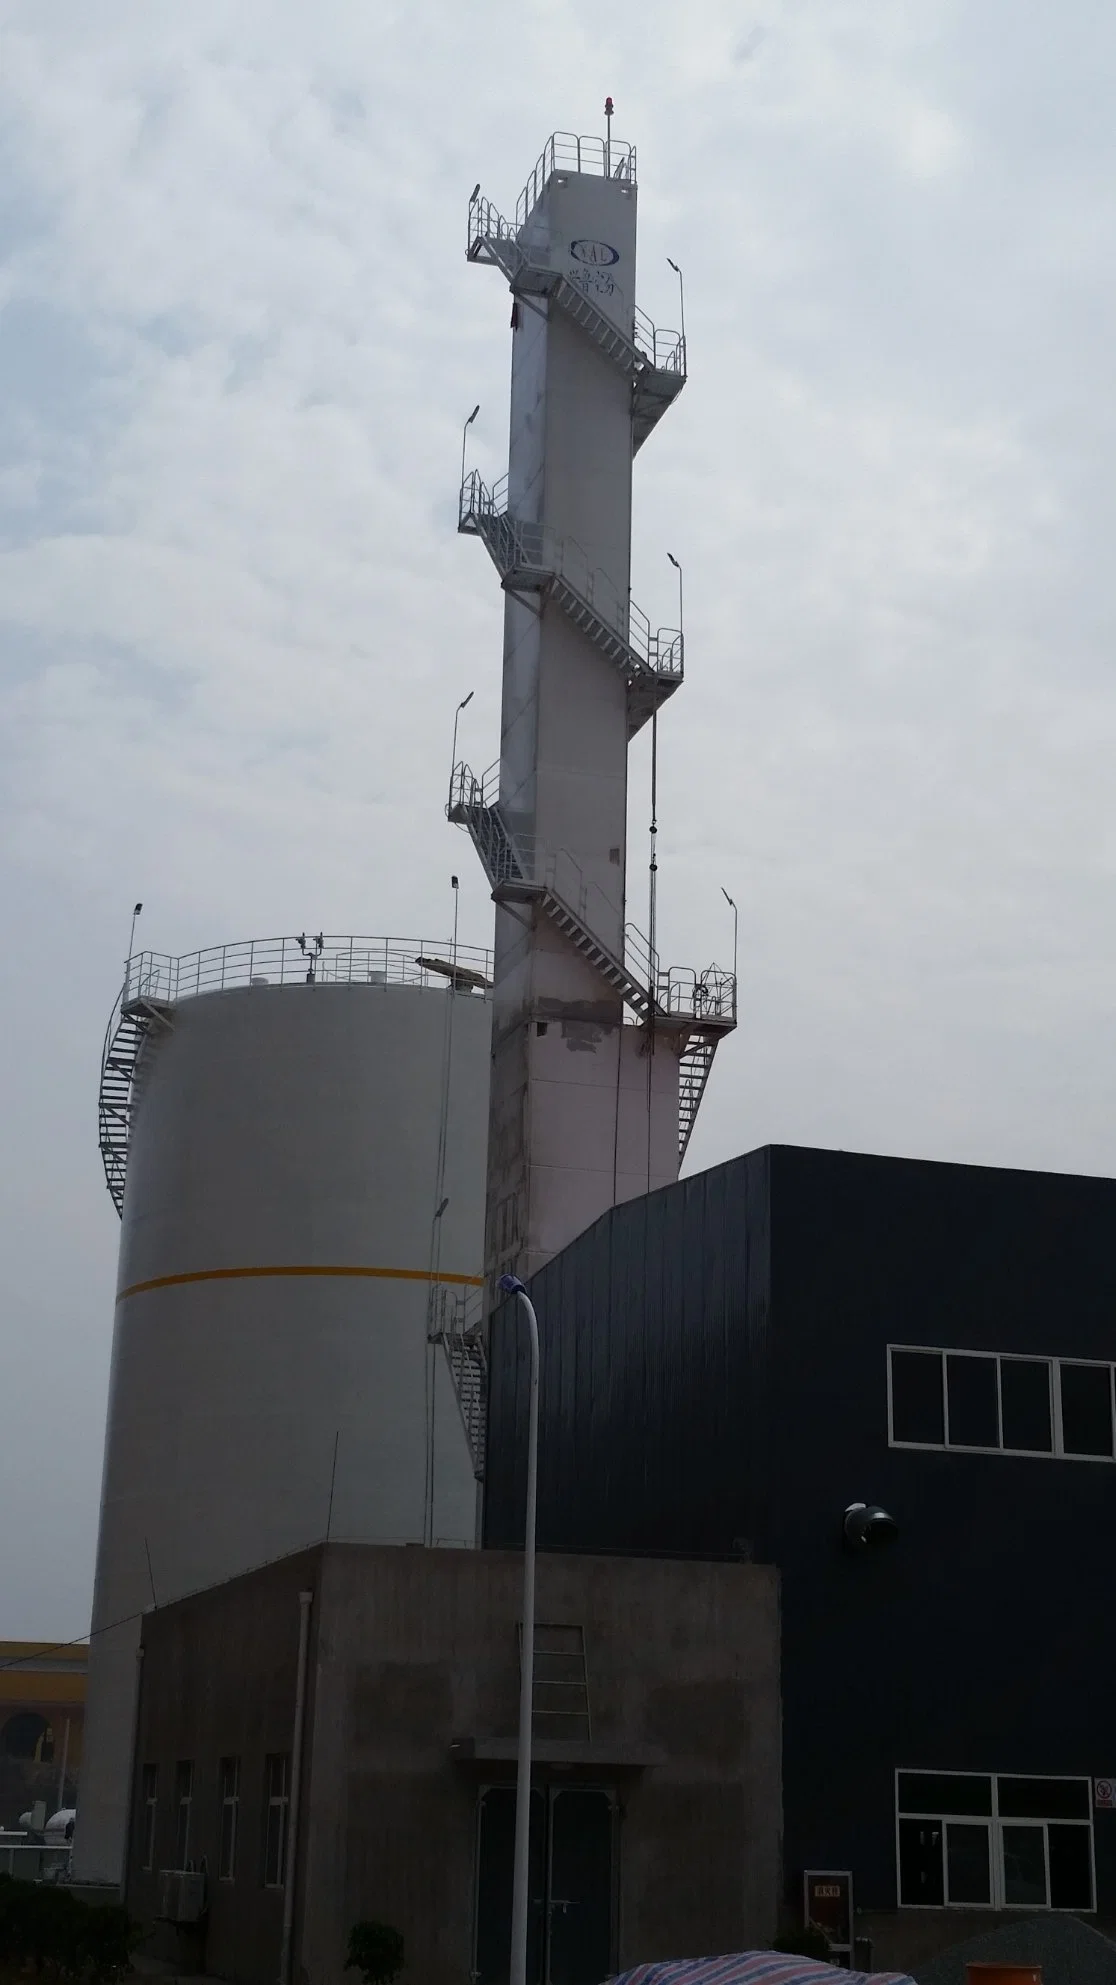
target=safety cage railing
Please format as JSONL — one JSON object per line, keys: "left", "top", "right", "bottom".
{"left": 516, "top": 131, "right": 637, "bottom": 228}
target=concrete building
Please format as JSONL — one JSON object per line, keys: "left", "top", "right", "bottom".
{"left": 485, "top": 1143, "right": 1116, "bottom": 1974}
{"left": 451, "top": 127, "right": 736, "bottom": 1291}
{"left": 77, "top": 935, "right": 492, "bottom": 1888}
{"left": 0, "top": 1642, "right": 85, "bottom": 1831}
{"left": 124, "top": 1542, "right": 781, "bottom": 1985}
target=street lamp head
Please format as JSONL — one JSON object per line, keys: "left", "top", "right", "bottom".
{"left": 466, "top": 403, "right": 480, "bottom": 427}
{"left": 667, "top": 551, "right": 680, "bottom": 570}
{"left": 498, "top": 1273, "right": 527, "bottom": 1296}
{"left": 721, "top": 886, "right": 736, "bottom": 909}
{"left": 667, "top": 256, "right": 681, "bottom": 275}
{"left": 457, "top": 689, "right": 474, "bottom": 712}
{"left": 470, "top": 182, "right": 481, "bottom": 203}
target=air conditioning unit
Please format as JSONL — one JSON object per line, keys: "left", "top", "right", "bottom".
{"left": 158, "top": 1870, "right": 207, "bottom": 1924}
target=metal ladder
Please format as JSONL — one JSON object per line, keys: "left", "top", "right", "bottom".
{"left": 520, "top": 1623, "right": 592, "bottom": 1742}
{"left": 429, "top": 1287, "right": 488, "bottom": 1480}
{"left": 98, "top": 997, "right": 173, "bottom": 1214}
{"left": 678, "top": 1033, "right": 718, "bottom": 1163}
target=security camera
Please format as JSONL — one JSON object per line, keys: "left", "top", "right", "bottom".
{"left": 843, "top": 1502, "right": 898, "bottom": 1552}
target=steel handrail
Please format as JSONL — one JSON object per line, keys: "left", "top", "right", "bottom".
{"left": 516, "top": 132, "right": 636, "bottom": 229}
{"left": 122, "top": 934, "right": 494, "bottom": 1008}
{"left": 460, "top": 472, "right": 683, "bottom": 681}
{"left": 468, "top": 196, "right": 685, "bottom": 385}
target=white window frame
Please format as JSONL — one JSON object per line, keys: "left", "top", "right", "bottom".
{"left": 887, "top": 1346, "right": 1116, "bottom": 1462}
{"left": 895, "top": 1769, "right": 1095, "bottom": 1912}
{"left": 218, "top": 1757, "right": 239, "bottom": 1883}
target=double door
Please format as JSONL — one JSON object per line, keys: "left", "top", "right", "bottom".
{"left": 474, "top": 1785, "right": 615, "bottom": 1985}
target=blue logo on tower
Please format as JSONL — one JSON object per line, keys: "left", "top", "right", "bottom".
{"left": 570, "top": 239, "right": 620, "bottom": 266}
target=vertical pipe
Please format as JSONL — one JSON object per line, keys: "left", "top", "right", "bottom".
{"left": 504, "top": 1283, "right": 540, "bottom": 1985}
{"left": 55, "top": 1717, "right": 70, "bottom": 1814}
{"left": 278, "top": 1590, "right": 313, "bottom": 1985}
{"left": 120, "top": 1644, "right": 145, "bottom": 1915}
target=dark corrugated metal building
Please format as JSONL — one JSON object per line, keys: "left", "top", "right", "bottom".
{"left": 484, "top": 1143, "right": 1116, "bottom": 1954}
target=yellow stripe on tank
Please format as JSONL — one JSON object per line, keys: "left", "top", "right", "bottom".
{"left": 116, "top": 1263, "right": 485, "bottom": 1302}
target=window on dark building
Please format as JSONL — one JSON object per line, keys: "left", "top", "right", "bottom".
{"left": 898, "top": 1819, "right": 944, "bottom": 1905}
{"left": 890, "top": 1350, "right": 945, "bottom": 1445}
{"left": 889, "top": 1347, "right": 1115, "bottom": 1461}
{"left": 946, "top": 1823, "right": 992, "bottom": 1904}
{"left": 897, "top": 1772, "right": 1093, "bottom": 1911}
{"left": 1058, "top": 1364, "right": 1114, "bottom": 1458}
{"left": 218, "top": 1758, "right": 239, "bottom": 1882}
{"left": 141, "top": 1765, "right": 158, "bottom": 1872}
{"left": 263, "top": 1754, "right": 290, "bottom": 1889}
{"left": 1001, "top": 1825, "right": 1046, "bottom": 1906}
{"left": 946, "top": 1354, "right": 999, "bottom": 1448}
{"left": 999, "top": 1359, "right": 1053, "bottom": 1453}
{"left": 1048, "top": 1824, "right": 1095, "bottom": 1910}
{"left": 173, "top": 1762, "right": 193, "bottom": 1870}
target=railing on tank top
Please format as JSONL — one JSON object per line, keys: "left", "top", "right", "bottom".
{"left": 122, "top": 935, "right": 494, "bottom": 1007}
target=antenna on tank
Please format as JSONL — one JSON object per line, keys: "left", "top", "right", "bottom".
{"left": 604, "top": 96, "right": 614, "bottom": 175}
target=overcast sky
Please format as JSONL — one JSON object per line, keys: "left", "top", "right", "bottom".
{"left": 3, "top": 0, "right": 1116, "bottom": 1633}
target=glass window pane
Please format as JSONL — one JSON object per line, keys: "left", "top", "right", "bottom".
{"left": 1000, "top": 1360, "right": 1053, "bottom": 1453}
{"left": 899, "top": 1818, "right": 944, "bottom": 1906}
{"left": 947, "top": 1355, "right": 999, "bottom": 1448}
{"left": 947, "top": 1823, "right": 991, "bottom": 1904}
{"left": 1002, "top": 1825, "right": 1048, "bottom": 1906}
{"left": 898, "top": 1773, "right": 993, "bottom": 1817}
{"left": 891, "top": 1351, "right": 945, "bottom": 1445}
{"left": 1059, "top": 1364, "right": 1114, "bottom": 1458}
{"left": 1048, "top": 1825, "right": 1093, "bottom": 1910}
{"left": 999, "top": 1778, "right": 1090, "bottom": 1820}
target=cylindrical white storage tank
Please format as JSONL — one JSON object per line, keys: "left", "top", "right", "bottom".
{"left": 75, "top": 935, "right": 491, "bottom": 1885}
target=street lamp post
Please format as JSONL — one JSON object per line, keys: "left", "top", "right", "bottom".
{"left": 125, "top": 901, "right": 143, "bottom": 1003}
{"left": 666, "top": 257, "right": 686, "bottom": 366}
{"left": 721, "top": 886, "right": 739, "bottom": 1005}
{"left": 460, "top": 403, "right": 480, "bottom": 495}
{"left": 449, "top": 690, "right": 474, "bottom": 807}
{"left": 667, "top": 550, "right": 683, "bottom": 647}
{"left": 497, "top": 1272, "right": 540, "bottom": 1985}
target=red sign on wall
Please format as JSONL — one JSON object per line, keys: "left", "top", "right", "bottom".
{"left": 804, "top": 1870, "right": 853, "bottom": 1957}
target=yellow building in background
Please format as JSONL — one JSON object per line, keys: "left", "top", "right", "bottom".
{"left": 0, "top": 1642, "right": 86, "bottom": 1829}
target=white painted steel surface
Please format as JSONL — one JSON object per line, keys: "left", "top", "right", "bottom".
{"left": 478, "top": 144, "right": 682, "bottom": 1284}
{"left": 76, "top": 976, "right": 490, "bottom": 1885}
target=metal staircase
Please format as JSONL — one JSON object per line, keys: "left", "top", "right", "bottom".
{"left": 98, "top": 995, "right": 173, "bottom": 1215}
{"left": 467, "top": 192, "right": 685, "bottom": 454}
{"left": 428, "top": 1286, "right": 488, "bottom": 1479}
{"left": 459, "top": 471, "right": 682, "bottom": 738}
{"left": 678, "top": 1033, "right": 718, "bottom": 1164}
{"left": 460, "top": 133, "right": 738, "bottom": 1191}
{"left": 449, "top": 764, "right": 660, "bottom": 1023}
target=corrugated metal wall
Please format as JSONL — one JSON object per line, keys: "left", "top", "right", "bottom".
{"left": 484, "top": 1147, "right": 772, "bottom": 1558}
{"left": 484, "top": 1141, "right": 1116, "bottom": 1922}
